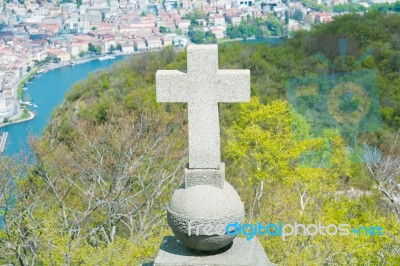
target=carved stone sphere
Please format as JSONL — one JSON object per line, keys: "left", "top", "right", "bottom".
{"left": 167, "top": 181, "right": 245, "bottom": 251}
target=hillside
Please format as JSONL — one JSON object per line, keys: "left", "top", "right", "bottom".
{"left": 0, "top": 11, "right": 399, "bottom": 265}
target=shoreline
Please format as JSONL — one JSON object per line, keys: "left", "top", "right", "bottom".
{"left": 218, "top": 36, "right": 284, "bottom": 44}
{"left": 38, "top": 51, "right": 141, "bottom": 73}
{"left": 28, "top": 49, "right": 161, "bottom": 77}
{"left": 0, "top": 110, "right": 35, "bottom": 129}
{"left": 4, "top": 51, "right": 146, "bottom": 128}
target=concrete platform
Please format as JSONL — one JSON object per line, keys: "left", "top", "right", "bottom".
{"left": 153, "top": 236, "right": 275, "bottom": 266}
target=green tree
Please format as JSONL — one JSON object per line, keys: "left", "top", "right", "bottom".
{"left": 88, "top": 43, "right": 103, "bottom": 54}
{"left": 0, "top": 51, "right": 189, "bottom": 265}
{"left": 88, "top": 42, "right": 97, "bottom": 54}
{"left": 175, "top": 28, "right": 183, "bottom": 35}
{"left": 333, "top": 4, "right": 366, "bottom": 13}
{"left": 266, "top": 16, "right": 283, "bottom": 36}
{"left": 108, "top": 44, "right": 115, "bottom": 54}
{"left": 79, "top": 51, "right": 87, "bottom": 57}
{"left": 184, "top": 9, "right": 206, "bottom": 21}
{"left": 204, "top": 30, "right": 217, "bottom": 44}
{"left": 293, "top": 9, "right": 304, "bottom": 21}
{"left": 95, "top": 45, "right": 102, "bottom": 54}
{"left": 52, "top": 57, "right": 61, "bottom": 63}
{"left": 188, "top": 30, "right": 205, "bottom": 44}
{"left": 225, "top": 97, "right": 400, "bottom": 264}
{"left": 226, "top": 25, "right": 239, "bottom": 39}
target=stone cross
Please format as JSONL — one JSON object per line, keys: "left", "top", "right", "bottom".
{"left": 153, "top": 45, "right": 272, "bottom": 262}
{"left": 156, "top": 45, "right": 250, "bottom": 169}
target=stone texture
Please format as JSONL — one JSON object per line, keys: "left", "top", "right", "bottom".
{"left": 153, "top": 236, "right": 276, "bottom": 266}
{"left": 185, "top": 163, "right": 225, "bottom": 189}
{"left": 156, "top": 44, "right": 250, "bottom": 169}
{"left": 167, "top": 181, "right": 245, "bottom": 251}
{"left": 171, "top": 231, "right": 236, "bottom": 252}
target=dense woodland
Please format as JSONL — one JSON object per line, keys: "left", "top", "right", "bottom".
{"left": 1, "top": 11, "right": 400, "bottom": 265}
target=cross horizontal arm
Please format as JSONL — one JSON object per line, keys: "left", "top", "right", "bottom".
{"left": 215, "top": 70, "right": 251, "bottom": 102}
{"left": 156, "top": 70, "right": 190, "bottom": 102}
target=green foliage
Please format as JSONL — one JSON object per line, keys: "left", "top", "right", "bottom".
{"left": 79, "top": 50, "right": 87, "bottom": 57}
{"left": 204, "top": 30, "right": 217, "bottom": 44}
{"left": 265, "top": 16, "right": 284, "bottom": 36}
{"left": 226, "top": 17, "right": 279, "bottom": 39}
{"left": 88, "top": 42, "right": 102, "bottom": 54}
{"left": 0, "top": 50, "right": 190, "bottom": 265}
{"left": 34, "top": 56, "right": 52, "bottom": 67}
{"left": 52, "top": 57, "right": 61, "bottom": 63}
{"left": 188, "top": 29, "right": 205, "bottom": 44}
{"left": 17, "top": 68, "right": 40, "bottom": 99}
{"left": 224, "top": 98, "right": 399, "bottom": 264}
{"left": 20, "top": 108, "right": 30, "bottom": 120}
{"left": 301, "top": 0, "right": 329, "bottom": 12}
{"left": 88, "top": 42, "right": 96, "bottom": 53}
{"left": 333, "top": 4, "right": 367, "bottom": 13}
{"left": 225, "top": 97, "right": 350, "bottom": 188}
{"left": 183, "top": 9, "right": 206, "bottom": 22}
{"left": 108, "top": 44, "right": 116, "bottom": 54}
{"left": 370, "top": 1, "right": 400, "bottom": 12}
{"left": 175, "top": 28, "right": 184, "bottom": 35}
{"left": 116, "top": 43, "right": 122, "bottom": 52}
{"left": 292, "top": 8, "right": 304, "bottom": 21}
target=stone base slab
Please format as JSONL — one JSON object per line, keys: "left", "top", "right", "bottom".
{"left": 153, "top": 236, "right": 275, "bottom": 266}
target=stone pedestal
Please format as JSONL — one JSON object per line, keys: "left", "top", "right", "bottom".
{"left": 153, "top": 236, "right": 275, "bottom": 266}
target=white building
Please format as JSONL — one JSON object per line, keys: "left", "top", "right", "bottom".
{"left": 121, "top": 42, "right": 135, "bottom": 54}
{"left": 232, "top": 0, "right": 254, "bottom": 7}
{"left": 0, "top": 92, "right": 8, "bottom": 118}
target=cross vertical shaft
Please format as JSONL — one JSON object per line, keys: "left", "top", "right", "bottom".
{"left": 188, "top": 103, "right": 220, "bottom": 169}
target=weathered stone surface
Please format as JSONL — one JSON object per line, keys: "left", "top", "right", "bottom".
{"left": 185, "top": 163, "right": 225, "bottom": 189}
{"left": 156, "top": 44, "right": 250, "bottom": 169}
{"left": 171, "top": 231, "right": 236, "bottom": 252}
{"left": 167, "top": 181, "right": 245, "bottom": 251}
{"left": 153, "top": 236, "right": 276, "bottom": 266}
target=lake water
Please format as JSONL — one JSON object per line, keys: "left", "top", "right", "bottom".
{"left": 0, "top": 56, "right": 129, "bottom": 156}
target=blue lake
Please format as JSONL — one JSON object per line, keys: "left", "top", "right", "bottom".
{"left": 0, "top": 56, "right": 129, "bottom": 156}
